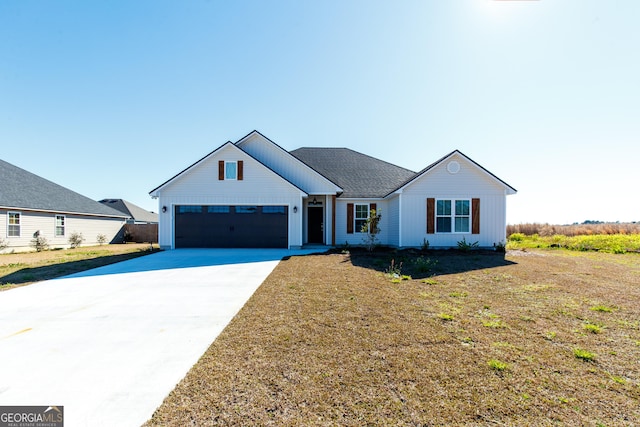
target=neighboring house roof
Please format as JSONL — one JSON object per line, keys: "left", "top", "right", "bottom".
{"left": 99, "top": 199, "right": 159, "bottom": 223}
{"left": 0, "top": 159, "right": 128, "bottom": 218}
{"left": 290, "top": 147, "right": 416, "bottom": 198}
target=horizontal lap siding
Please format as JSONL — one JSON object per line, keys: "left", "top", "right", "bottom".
{"left": 400, "top": 154, "right": 507, "bottom": 248}
{"left": 0, "top": 209, "right": 125, "bottom": 252}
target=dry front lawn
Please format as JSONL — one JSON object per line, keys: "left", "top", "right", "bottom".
{"left": 146, "top": 249, "right": 640, "bottom": 426}
{"left": 0, "top": 243, "right": 158, "bottom": 289}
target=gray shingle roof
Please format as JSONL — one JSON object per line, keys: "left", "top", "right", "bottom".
{"left": 0, "top": 159, "right": 128, "bottom": 218}
{"left": 290, "top": 148, "right": 416, "bottom": 198}
{"left": 99, "top": 199, "right": 158, "bottom": 223}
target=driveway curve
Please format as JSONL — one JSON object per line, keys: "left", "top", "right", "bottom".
{"left": 0, "top": 248, "right": 321, "bottom": 426}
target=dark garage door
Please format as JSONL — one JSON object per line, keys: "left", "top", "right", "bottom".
{"left": 175, "top": 205, "right": 288, "bottom": 248}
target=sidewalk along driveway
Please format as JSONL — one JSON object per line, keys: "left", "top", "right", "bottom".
{"left": 0, "top": 248, "right": 322, "bottom": 426}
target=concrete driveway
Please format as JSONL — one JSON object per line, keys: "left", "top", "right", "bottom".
{"left": 0, "top": 248, "right": 321, "bottom": 426}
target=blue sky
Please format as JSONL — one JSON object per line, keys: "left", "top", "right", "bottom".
{"left": 1, "top": 1, "right": 638, "bottom": 224}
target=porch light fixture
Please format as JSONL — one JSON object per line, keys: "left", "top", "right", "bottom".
{"left": 162, "top": 206, "right": 167, "bottom": 213}
{"left": 293, "top": 206, "right": 298, "bottom": 213}
{"left": 310, "top": 197, "right": 320, "bottom": 205}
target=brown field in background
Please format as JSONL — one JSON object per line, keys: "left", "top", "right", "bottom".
{"left": 507, "top": 222, "right": 640, "bottom": 237}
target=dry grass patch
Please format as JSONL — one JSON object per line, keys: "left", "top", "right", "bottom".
{"left": 146, "top": 249, "right": 640, "bottom": 426}
{"left": 0, "top": 243, "right": 158, "bottom": 289}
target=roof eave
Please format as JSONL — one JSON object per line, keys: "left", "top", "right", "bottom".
{"left": 0, "top": 205, "right": 130, "bottom": 219}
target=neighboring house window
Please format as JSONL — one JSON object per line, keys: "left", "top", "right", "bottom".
{"left": 8, "top": 212, "right": 20, "bottom": 237}
{"left": 55, "top": 215, "right": 65, "bottom": 237}
{"left": 436, "top": 199, "right": 470, "bottom": 233}
{"left": 355, "top": 204, "right": 369, "bottom": 233}
{"left": 225, "top": 161, "right": 237, "bottom": 180}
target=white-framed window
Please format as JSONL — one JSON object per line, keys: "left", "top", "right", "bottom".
{"left": 436, "top": 199, "right": 470, "bottom": 233}
{"left": 8, "top": 212, "right": 20, "bottom": 237}
{"left": 55, "top": 215, "right": 65, "bottom": 237}
{"left": 355, "top": 204, "right": 369, "bottom": 233}
{"left": 225, "top": 161, "right": 237, "bottom": 180}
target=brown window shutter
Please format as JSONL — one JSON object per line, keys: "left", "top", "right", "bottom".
{"left": 237, "top": 160, "right": 244, "bottom": 180}
{"left": 472, "top": 198, "right": 480, "bottom": 234}
{"left": 426, "top": 198, "right": 435, "bottom": 234}
{"left": 369, "top": 203, "right": 377, "bottom": 233}
{"left": 347, "top": 203, "right": 354, "bottom": 234}
{"left": 218, "top": 161, "right": 224, "bottom": 180}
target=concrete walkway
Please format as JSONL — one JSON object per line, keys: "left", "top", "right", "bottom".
{"left": 0, "top": 248, "right": 322, "bottom": 426}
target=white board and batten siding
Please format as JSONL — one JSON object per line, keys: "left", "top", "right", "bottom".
{"left": 334, "top": 199, "right": 389, "bottom": 247}
{"left": 154, "top": 143, "right": 306, "bottom": 249}
{"left": 1, "top": 208, "right": 125, "bottom": 252}
{"left": 399, "top": 153, "right": 509, "bottom": 248}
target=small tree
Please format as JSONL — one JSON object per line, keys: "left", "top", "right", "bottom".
{"left": 96, "top": 234, "right": 107, "bottom": 245}
{"left": 31, "top": 231, "right": 49, "bottom": 252}
{"left": 68, "top": 231, "right": 85, "bottom": 249}
{"left": 361, "top": 208, "right": 382, "bottom": 252}
{"left": 0, "top": 238, "right": 7, "bottom": 251}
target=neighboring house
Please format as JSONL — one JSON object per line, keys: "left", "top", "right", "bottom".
{"left": 0, "top": 159, "right": 129, "bottom": 252}
{"left": 149, "top": 131, "right": 516, "bottom": 250}
{"left": 99, "top": 199, "right": 159, "bottom": 224}
{"left": 99, "top": 199, "right": 159, "bottom": 244}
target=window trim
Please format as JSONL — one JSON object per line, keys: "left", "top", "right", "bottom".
{"left": 435, "top": 198, "right": 471, "bottom": 234}
{"left": 354, "top": 203, "right": 370, "bottom": 234}
{"left": 224, "top": 161, "right": 237, "bottom": 180}
{"left": 55, "top": 214, "right": 65, "bottom": 237}
{"left": 7, "top": 211, "right": 21, "bottom": 237}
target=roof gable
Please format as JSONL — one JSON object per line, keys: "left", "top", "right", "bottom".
{"left": 236, "top": 131, "right": 343, "bottom": 195}
{"left": 389, "top": 150, "right": 517, "bottom": 196}
{"left": 290, "top": 147, "right": 416, "bottom": 198}
{"left": 99, "top": 199, "right": 158, "bottom": 223}
{"left": 0, "top": 159, "right": 128, "bottom": 218}
{"left": 149, "top": 140, "right": 308, "bottom": 196}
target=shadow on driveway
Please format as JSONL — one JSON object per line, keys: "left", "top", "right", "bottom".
{"left": 65, "top": 248, "right": 328, "bottom": 279}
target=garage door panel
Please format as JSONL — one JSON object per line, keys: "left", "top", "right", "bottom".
{"left": 175, "top": 205, "right": 288, "bottom": 248}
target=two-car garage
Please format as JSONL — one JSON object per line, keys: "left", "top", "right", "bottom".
{"left": 174, "top": 205, "right": 289, "bottom": 248}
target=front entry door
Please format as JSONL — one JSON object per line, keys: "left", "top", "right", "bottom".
{"left": 307, "top": 206, "right": 323, "bottom": 244}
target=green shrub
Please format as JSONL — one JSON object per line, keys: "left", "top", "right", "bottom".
{"left": 414, "top": 256, "right": 437, "bottom": 273}
{"left": 508, "top": 233, "right": 525, "bottom": 242}
{"left": 457, "top": 237, "right": 479, "bottom": 252}
{"left": 30, "top": 231, "right": 49, "bottom": 252}
{"left": 68, "top": 232, "right": 85, "bottom": 249}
